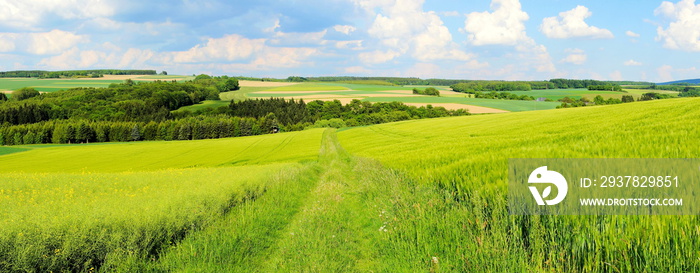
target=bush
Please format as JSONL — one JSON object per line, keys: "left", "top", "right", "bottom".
{"left": 12, "top": 87, "right": 40, "bottom": 101}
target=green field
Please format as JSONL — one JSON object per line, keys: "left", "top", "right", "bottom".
{"left": 0, "top": 75, "right": 193, "bottom": 92}
{"left": 0, "top": 129, "right": 324, "bottom": 173}
{"left": 263, "top": 83, "right": 350, "bottom": 92}
{"left": 0, "top": 129, "right": 324, "bottom": 271}
{"left": 365, "top": 96, "right": 561, "bottom": 111}
{"left": 505, "top": 88, "right": 624, "bottom": 100}
{"left": 0, "top": 78, "right": 123, "bottom": 92}
{"left": 1, "top": 98, "right": 698, "bottom": 271}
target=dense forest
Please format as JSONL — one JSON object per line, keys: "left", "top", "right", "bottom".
{"left": 0, "top": 78, "right": 467, "bottom": 145}
{"left": 0, "top": 70, "right": 158, "bottom": 78}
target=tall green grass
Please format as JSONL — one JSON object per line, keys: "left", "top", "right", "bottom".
{"left": 0, "top": 129, "right": 324, "bottom": 272}
{"left": 2, "top": 99, "right": 699, "bottom": 271}
{"left": 338, "top": 98, "right": 700, "bottom": 271}
{"left": 0, "top": 129, "right": 324, "bottom": 173}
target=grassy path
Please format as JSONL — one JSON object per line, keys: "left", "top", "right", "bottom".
{"left": 133, "top": 129, "right": 449, "bottom": 272}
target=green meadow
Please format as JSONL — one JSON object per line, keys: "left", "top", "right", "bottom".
{"left": 263, "top": 83, "right": 350, "bottom": 92}
{"left": 0, "top": 78, "right": 123, "bottom": 92}
{"left": 364, "top": 96, "right": 561, "bottom": 111}
{"left": 0, "top": 98, "right": 698, "bottom": 271}
{"left": 0, "top": 75, "right": 194, "bottom": 92}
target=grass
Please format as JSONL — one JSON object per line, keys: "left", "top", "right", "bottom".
{"left": 338, "top": 98, "right": 700, "bottom": 271}
{"left": 134, "top": 75, "right": 195, "bottom": 80}
{"left": 0, "top": 78, "right": 123, "bottom": 92}
{"left": 173, "top": 100, "right": 230, "bottom": 112}
{"left": 219, "top": 86, "right": 269, "bottom": 102}
{"left": 0, "top": 146, "right": 29, "bottom": 156}
{"left": 0, "top": 164, "right": 291, "bottom": 272}
{"left": 331, "top": 80, "right": 396, "bottom": 86}
{"left": 624, "top": 88, "right": 679, "bottom": 98}
{"left": 248, "top": 90, "right": 386, "bottom": 97}
{"left": 325, "top": 83, "right": 414, "bottom": 92}
{"left": 0, "top": 75, "right": 193, "bottom": 92}
{"left": 2, "top": 97, "right": 698, "bottom": 271}
{"left": 365, "top": 96, "right": 561, "bottom": 111}
{"left": 505, "top": 88, "right": 624, "bottom": 100}
{"left": 0, "top": 129, "right": 325, "bottom": 173}
{"left": 0, "top": 128, "right": 324, "bottom": 272}
{"left": 264, "top": 83, "right": 350, "bottom": 92}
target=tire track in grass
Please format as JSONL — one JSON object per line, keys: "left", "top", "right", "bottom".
{"left": 140, "top": 129, "right": 457, "bottom": 272}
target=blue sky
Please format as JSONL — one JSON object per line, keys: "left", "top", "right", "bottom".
{"left": 0, "top": 0, "right": 698, "bottom": 82}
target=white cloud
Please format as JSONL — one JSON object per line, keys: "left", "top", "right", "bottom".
{"left": 270, "top": 30, "right": 328, "bottom": 46}
{"left": 656, "top": 64, "right": 698, "bottom": 82}
{"left": 609, "top": 71, "right": 623, "bottom": 81}
{"left": 405, "top": 63, "right": 443, "bottom": 78}
{"left": 343, "top": 66, "right": 373, "bottom": 74}
{"left": 39, "top": 48, "right": 104, "bottom": 69}
{"left": 626, "top": 31, "right": 640, "bottom": 38}
{"left": 264, "top": 19, "right": 281, "bottom": 33}
{"left": 440, "top": 11, "right": 460, "bottom": 17}
{"left": 335, "top": 40, "right": 364, "bottom": 50}
{"left": 624, "top": 59, "right": 642, "bottom": 66}
{"left": 361, "top": 0, "right": 474, "bottom": 63}
{"left": 89, "top": 18, "right": 182, "bottom": 37}
{"left": 246, "top": 47, "right": 317, "bottom": 69}
{"left": 167, "top": 34, "right": 265, "bottom": 63}
{"left": 0, "top": 29, "right": 86, "bottom": 55}
{"left": 27, "top": 30, "right": 86, "bottom": 55}
{"left": 655, "top": 0, "right": 700, "bottom": 51}
{"left": 540, "top": 5, "right": 614, "bottom": 39}
{"left": 161, "top": 34, "right": 317, "bottom": 70}
{"left": 38, "top": 46, "right": 156, "bottom": 70}
{"left": 333, "top": 25, "right": 357, "bottom": 35}
{"left": 0, "top": 0, "right": 116, "bottom": 29}
{"left": 463, "top": 0, "right": 555, "bottom": 73}
{"left": 561, "top": 53, "right": 587, "bottom": 65}
{"left": 358, "top": 50, "right": 400, "bottom": 64}
{"left": 657, "top": 64, "right": 674, "bottom": 82}
{"left": 117, "top": 48, "right": 155, "bottom": 68}
{"left": 464, "top": 0, "right": 530, "bottom": 46}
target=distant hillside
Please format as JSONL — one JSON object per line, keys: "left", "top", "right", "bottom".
{"left": 658, "top": 78, "right": 700, "bottom": 85}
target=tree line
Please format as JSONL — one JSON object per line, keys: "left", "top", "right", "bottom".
{"left": 0, "top": 115, "right": 277, "bottom": 145}
{"left": 0, "top": 77, "right": 468, "bottom": 145}
{"left": 472, "top": 91, "right": 537, "bottom": 101}
{"left": 0, "top": 98, "right": 468, "bottom": 145}
{"left": 587, "top": 85, "right": 623, "bottom": 91}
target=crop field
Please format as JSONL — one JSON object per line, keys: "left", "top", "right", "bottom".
{"left": 0, "top": 78, "right": 124, "bottom": 92}
{"left": 1, "top": 98, "right": 698, "bottom": 271}
{"left": 338, "top": 98, "right": 700, "bottom": 271}
{"left": 240, "top": 82, "right": 561, "bottom": 112}
{"left": 0, "top": 75, "right": 193, "bottom": 93}
{"left": 0, "top": 129, "right": 324, "bottom": 272}
{"left": 0, "top": 129, "right": 324, "bottom": 173}
{"left": 506, "top": 88, "right": 625, "bottom": 100}
{"left": 364, "top": 96, "right": 561, "bottom": 111}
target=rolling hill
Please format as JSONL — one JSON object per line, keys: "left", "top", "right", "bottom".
{"left": 0, "top": 98, "right": 698, "bottom": 271}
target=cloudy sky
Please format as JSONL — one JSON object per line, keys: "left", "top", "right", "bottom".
{"left": 0, "top": 0, "right": 698, "bottom": 82}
